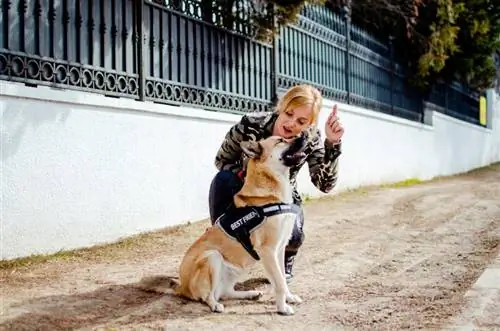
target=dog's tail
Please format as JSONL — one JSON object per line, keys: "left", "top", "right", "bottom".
{"left": 137, "top": 275, "right": 181, "bottom": 294}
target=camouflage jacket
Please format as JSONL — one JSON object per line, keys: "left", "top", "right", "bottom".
{"left": 214, "top": 111, "right": 342, "bottom": 204}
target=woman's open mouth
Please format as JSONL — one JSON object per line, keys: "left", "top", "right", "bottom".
{"left": 283, "top": 127, "right": 293, "bottom": 137}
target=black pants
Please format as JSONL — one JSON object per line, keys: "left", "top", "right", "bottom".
{"left": 208, "top": 170, "right": 305, "bottom": 265}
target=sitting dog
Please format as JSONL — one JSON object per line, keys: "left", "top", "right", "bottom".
{"left": 139, "top": 134, "right": 307, "bottom": 315}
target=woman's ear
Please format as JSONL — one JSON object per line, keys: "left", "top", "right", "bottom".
{"left": 240, "top": 140, "right": 262, "bottom": 159}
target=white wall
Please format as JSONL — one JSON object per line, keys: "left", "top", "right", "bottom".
{"left": 1, "top": 82, "right": 499, "bottom": 260}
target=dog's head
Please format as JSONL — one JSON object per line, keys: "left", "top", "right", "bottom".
{"left": 240, "top": 134, "right": 307, "bottom": 173}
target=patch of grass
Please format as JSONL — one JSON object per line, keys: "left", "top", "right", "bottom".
{"left": 462, "top": 161, "right": 500, "bottom": 175}
{"left": 300, "top": 193, "right": 312, "bottom": 202}
{"left": 0, "top": 243, "right": 116, "bottom": 271}
{"left": 303, "top": 161, "right": 500, "bottom": 204}
{"left": 0, "top": 222, "right": 197, "bottom": 271}
{"left": 382, "top": 178, "right": 424, "bottom": 188}
{"left": 0, "top": 250, "right": 79, "bottom": 270}
{"left": 428, "top": 161, "right": 500, "bottom": 182}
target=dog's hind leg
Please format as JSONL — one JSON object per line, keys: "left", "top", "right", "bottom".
{"left": 219, "top": 260, "right": 263, "bottom": 301}
{"left": 222, "top": 287, "right": 263, "bottom": 301}
{"left": 204, "top": 250, "right": 226, "bottom": 313}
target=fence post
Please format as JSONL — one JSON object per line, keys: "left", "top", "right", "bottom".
{"left": 136, "top": 0, "right": 145, "bottom": 101}
{"left": 270, "top": 3, "right": 279, "bottom": 107}
{"left": 341, "top": 1, "right": 351, "bottom": 104}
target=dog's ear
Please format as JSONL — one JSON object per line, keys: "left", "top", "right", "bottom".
{"left": 240, "top": 140, "right": 263, "bottom": 159}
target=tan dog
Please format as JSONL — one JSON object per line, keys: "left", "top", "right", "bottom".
{"left": 139, "top": 134, "right": 307, "bottom": 315}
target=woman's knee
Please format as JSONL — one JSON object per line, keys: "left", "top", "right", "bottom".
{"left": 208, "top": 170, "right": 243, "bottom": 223}
{"left": 286, "top": 206, "right": 305, "bottom": 250}
{"left": 209, "top": 170, "right": 243, "bottom": 195}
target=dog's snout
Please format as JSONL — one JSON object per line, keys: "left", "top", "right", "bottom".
{"left": 294, "top": 133, "right": 307, "bottom": 148}
{"left": 298, "top": 133, "right": 306, "bottom": 144}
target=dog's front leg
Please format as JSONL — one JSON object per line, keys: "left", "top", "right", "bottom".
{"left": 278, "top": 245, "right": 302, "bottom": 305}
{"left": 260, "top": 248, "right": 294, "bottom": 315}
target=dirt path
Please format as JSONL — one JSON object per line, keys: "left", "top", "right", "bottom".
{"left": 1, "top": 165, "right": 500, "bottom": 331}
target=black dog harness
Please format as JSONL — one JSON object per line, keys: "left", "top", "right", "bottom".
{"left": 214, "top": 203, "right": 302, "bottom": 260}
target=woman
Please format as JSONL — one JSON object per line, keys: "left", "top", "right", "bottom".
{"left": 208, "top": 84, "right": 344, "bottom": 281}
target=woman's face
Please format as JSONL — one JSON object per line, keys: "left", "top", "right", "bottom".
{"left": 273, "top": 104, "right": 313, "bottom": 139}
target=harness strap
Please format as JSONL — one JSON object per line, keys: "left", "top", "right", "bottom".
{"left": 260, "top": 203, "right": 302, "bottom": 217}
{"left": 234, "top": 232, "right": 260, "bottom": 260}
{"left": 215, "top": 202, "right": 301, "bottom": 261}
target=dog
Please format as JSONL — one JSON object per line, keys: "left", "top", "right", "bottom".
{"left": 139, "top": 134, "right": 307, "bottom": 315}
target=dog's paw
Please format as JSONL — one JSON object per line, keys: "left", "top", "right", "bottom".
{"left": 277, "top": 303, "right": 295, "bottom": 316}
{"left": 286, "top": 293, "right": 303, "bottom": 304}
{"left": 211, "top": 303, "right": 225, "bottom": 313}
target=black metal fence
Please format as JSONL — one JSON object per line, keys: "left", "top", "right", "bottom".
{"left": 0, "top": 0, "right": 483, "bottom": 126}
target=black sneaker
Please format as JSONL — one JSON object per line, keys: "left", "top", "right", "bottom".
{"left": 284, "top": 252, "right": 296, "bottom": 283}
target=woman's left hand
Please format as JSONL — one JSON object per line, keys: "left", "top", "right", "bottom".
{"left": 325, "top": 104, "right": 344, "bottom": 145}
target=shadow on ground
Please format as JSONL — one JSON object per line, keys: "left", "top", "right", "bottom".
{"left": 0, "top": 278, "right": 271, "bottom": 330}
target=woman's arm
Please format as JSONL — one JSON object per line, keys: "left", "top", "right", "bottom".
{"left": 214, "top": 112, "right": 272, "bottom": 173}
{"left": 214, "top": 120, "right": 246, "bottom": 173}
{"left": 306, "top": 130, "right": 342, "bottom": 193}
{"left": 214, "top": 114, "right": 265, "bottom": 174}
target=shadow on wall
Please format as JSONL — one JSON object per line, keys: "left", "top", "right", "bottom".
{"left": 1, "top": 98, "right": 71, "bottom": 161}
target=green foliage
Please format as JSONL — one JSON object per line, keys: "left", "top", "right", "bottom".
{"left": 240, "top": 0, "right": 500, "bottom": 93}
{"left": 439, "top": 0, "right": 500, "bottom": 90}
{"left": 346, "top": 0, "right": 499, "bottom": 91}
{"left": 412, "top": 0, "right": 465, "bottom": 89}
{"left": 249, "top": 0, "right": 327, "bottom": 42}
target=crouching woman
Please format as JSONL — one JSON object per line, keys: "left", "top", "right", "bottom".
{"left": 208, "top": 84, "right": 344, "bottom": 281}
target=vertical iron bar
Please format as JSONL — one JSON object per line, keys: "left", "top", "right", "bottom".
{"left": 87, "top": 0, "right": 94, "bottom": 65}
{"left": 99, "top": 0, "right": 105, "bottom": 67}
{"left": 250, "top": 40, "right": 255, "bottom": 97}
{"left": 168, "top": 10, "right": 174, "bottom": 82}
{"left": 75, "top": 0, "right": 81, "bottom": 62}
{"left": 205, "top": 22, "right": 211, "bottom": 89}
{"left": 1, "top": 0, "right": 10, "bottom": 49}
{"left": 260, "top": 43, "right": 265, "bottom": 100}
{"left": 111, "top": 0, "right": 116, "bottom": 70}
{"left": 19, "top": 0, "right": 26, "bottom": 52}
{"left": 137, "top": 0, "right": 145, "bottom": 101}
{"left": 270, "top": 3, "right": 279, "bottom": 106}
{"left": 49, "top": 0, "right": 55, "bottom": 58}
{"left": 63, "top": 0, "right": 69, "bottom": 60}
{"left": 34, "top": 0, "right": 41, "bottom": 54}
{"left": 193, "top": 19, "right": 199, "bottom": 87}
{"left": 149, "top": 6, "right": 156, "bottom": 80}
{"left": 389, "top": 35, "right": 394, "bottom": 115}
{"left": 119, "top": 0, "right": 128, "bottom": 72}
{"left": 342, "top": 1, "right": 351, "bottom": 104}
{"left": 234, "top": 35, "right": 240, "bottom": 95}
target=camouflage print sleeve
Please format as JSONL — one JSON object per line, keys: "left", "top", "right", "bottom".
{"left": 306, "top": 130, "right": 342, "bottom": 193}
{"left": 214, "top": 114, "right": 265, "bottom": 173}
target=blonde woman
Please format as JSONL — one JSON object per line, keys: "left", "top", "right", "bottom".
{"left": 209, "top": 84, "right": 344, "bottom": 281}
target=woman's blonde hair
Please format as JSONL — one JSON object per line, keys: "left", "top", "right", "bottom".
{"left": 276, "top": 84, "right": 323, "bottom": 127}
